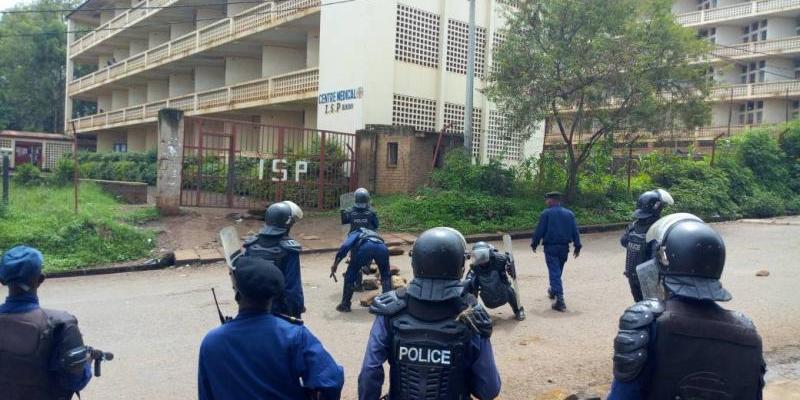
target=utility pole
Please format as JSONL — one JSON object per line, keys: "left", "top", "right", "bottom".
{"left": 464, "top": 0, "right": 476, "bottom": 161}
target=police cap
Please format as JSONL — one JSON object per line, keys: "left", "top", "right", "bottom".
{"left": 0, "top": 246, "right": 44, "bottom": 291}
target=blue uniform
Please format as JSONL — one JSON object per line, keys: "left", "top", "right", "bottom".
{"left": 336, "top": 231, "right": 391, "bottom": 293}
{"left": 530, "top": 205, "right": 582, "bottom": 296}
{"left": 198, "top": 311, "right": 344, "bottom": 400}
{"left": 0, "top": 294, "right": 93, "bottom": 393}
{"left": 279, "top": 251, "right": 304, "bottom": 316}
{"left": 243, "top": 233, "right": 305, "bottom": 317}
{"left": 357, "top": 316, "right": 501, "bottom": 400}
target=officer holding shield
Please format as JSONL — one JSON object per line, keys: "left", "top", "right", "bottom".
{"left": 464, "top": 242, "right": 525, "bottom": 321}
{"left": 358, "top": 227, "right": 501, "bottom": 400}
{"left": 608, "top": 216, "right": 765, "bottom": 400}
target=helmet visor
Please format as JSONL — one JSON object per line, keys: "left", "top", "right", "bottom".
{"left": 471, "top": 247, "right": 491, "bottom": 266}
{"left": 283, "top": 201, "right": 303, "bottom": 221}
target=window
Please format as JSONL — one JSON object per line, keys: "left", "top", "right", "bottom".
{"left": 697, "top": 0, "right": 717, "bottom": 10}
{"left": 793, "top": 100, "right": 800, "bottom": 120}
{"left": 742, "top": 20, "right": 768, "bottom": 43}
{"left": 395, "top": 4, "right": 441, "bottom": 68}
{"left": 443, "top": 103, "right": 482, "bottom": 159}
{"left": 392, "top": 94, "right": 437, "bottom": 132}
{"left": 386, "top": 142, "right": 399, "bottom": 167}
{"left": 699, "top": 28, "right": 716, "bottom": 44}
{"left": 487, "top": 111, "right": 523, "bottom": 162}
{"left": 738, "top": 101, "right": 764, "bottom": 125}
{"left": 795, "top": 58, "right": 800, "bottom": 79}
{"left": 446, "top": 19, "right": 487, "bottom": 78}
{"left": 740, "top": 60, "right": 766, "bottom": 84}
{"left": 113, "top": 143, "right": 128, "bottom": 153}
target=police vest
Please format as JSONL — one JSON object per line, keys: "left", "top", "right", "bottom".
{"left": 243, "top": 233, "right": 302, "bottom": 315}
{"left": 348, "top": 208, "right": 377, "bottom": 232}
{"left": 387, "top": 297, "right": 474, "bottom": 400}
{"left": 646, "top": 299, "right": 764, "bottom": 400}
{"left": 0, "top": 308, "right": 74, "bottom": 400}
{"left": 473, "top": 254, "right": 511, "bottom": 309}
{"left": 624, "top": 223, "right": 650, "bottom": 277}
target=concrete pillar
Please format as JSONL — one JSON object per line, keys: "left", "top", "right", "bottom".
{"left": 147, "top": 80, "right": 169, "bottom": 101}
{"left": 306, "top": 30, "right": 320, "bottom": 68}
{"left": 169, "top": 73, "right": 194, "bottom": 97}
{"left": 196, "top": 7, "right": 225, "bottom": 29}
{"left": 112, "top": 89, "right": 129, "bottom": 110}
{"left": 128, "top": 85, "right": 147, "bottom": 106}
{"left": 194, "top": 65, "right": 225, "bottom": 91}
{"left": 148, "top": 31, "right": 169, "bottom": 48}
{"left": 225, "top": 57, "right": 261, "bottom": 84}
{"left": 64, "top": 18, "right": 75, "bottom": 133}
{"left": 156, "top": 109, "right": 184, "bottom": 215}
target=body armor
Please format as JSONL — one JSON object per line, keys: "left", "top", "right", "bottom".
{"left": 645, "top": 299, "right": 764, "bottom": 400}
{"left": 243, "top": 233, "right": 301, "bottom": 315}
{"left": 624, "top": 221, "right": 651, "bottom": 302}
{"left": 346, "top": 208, "right": 378, "bottom": 232}
{"left": 371, "top": 287, "right": 491, "bottom": 400}
{"left": 470, "top": 253, "right": 511, "bottom": 309}
{"left": 0, "top": 308, "right": 81, "bottom": 400}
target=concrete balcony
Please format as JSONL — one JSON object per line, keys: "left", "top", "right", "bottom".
{"left": 70, "top": 67, "right": 318, "bottom": 133}
{"left": 711, "top": 79, "right": 800, "bottom": 100}
{"left": 69, "top": 0, "right": 179, "bottom": 58}
{"left": 708, "top": 36, "right": 800, "bottom": 62}
{"left": 68, "top": 0, "right": 320, "bottom": 96}
{"left": 676, "top": 0, "right": 800, "bottom": 27}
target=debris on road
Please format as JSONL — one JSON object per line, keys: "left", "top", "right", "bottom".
{"left": 756, "top": 270, "right": 771, "bottom": 277}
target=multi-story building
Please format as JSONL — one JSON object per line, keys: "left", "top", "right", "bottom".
{"left": 64, "top": 0, "right": 543, "bottom": 163}
{"left": 673, "top": 0, "right": 800, "bottom": 128}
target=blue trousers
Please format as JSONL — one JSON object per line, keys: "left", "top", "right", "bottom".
{"left": 544, "top": 245, "right": 569, "bottom": 296}
{"left": 345, "top": 241, "right": 391, "bottom": 293}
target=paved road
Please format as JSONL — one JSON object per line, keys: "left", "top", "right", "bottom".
{"left": 38, "top": 218, "right": 800, "bottom": 399}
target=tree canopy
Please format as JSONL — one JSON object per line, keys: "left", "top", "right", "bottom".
{"left": 487, "top": 0, "right": 711, "bottom": 202}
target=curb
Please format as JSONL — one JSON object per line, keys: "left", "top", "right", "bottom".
{"left": 46, "top": 222, "right": 632, "bottom": 279}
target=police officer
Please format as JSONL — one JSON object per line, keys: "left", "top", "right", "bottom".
{"left": 530, "top": 191, "right": 582, "bottom": 312}
{"left": 620, "top": 189, "right": 673, "bottom": 302}
{"left": 199, "top": 256, "right": 344, "bottom": 399}
{"left": 331, "top": 227, "right": 391, "bottom": 312}
{"left": 0, "top": 246, "right": 93, "bottom": 399}
{"left": 608, "top": 217, "right": 765, "bottom": 400}
{"left": 243, "top": 200, "right": 305, "bottom": 318}
{"left": 358, "top": 227, "right": 501, "bottom": 400}
{"left": 341, "top": 188, "right": 379, "bottom": 233}
{"left": 464, "top": 242, "right": 525, "bottom": 321}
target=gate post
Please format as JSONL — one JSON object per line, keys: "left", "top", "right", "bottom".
{"left": 156, "top": 108, "right": 184, "bottom": 216}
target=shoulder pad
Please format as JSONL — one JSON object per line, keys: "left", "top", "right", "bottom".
{"left": 613, "top": 300, "right": 663, "bottom": 382}
{"left": 243, "top": 235, "right": 258, "bottom": 247}
{"left": 42, "top": 308, "right": 78, "bottom": 327}
{"left": 275, "top": 313, "right": 304, "bottom": 325}
{"left": 279, "top": 239, "right": 302, "bottom": 253}
{"left": 369, "top": 290, "right": 407, "bottom": 316}
{"left": 457, "top": 303, "right": 493, "bottom": 338}
{"left": 619, "top": 299, "right": 664, "bottom": 330}
{"left": 730, "top": 311, "right": 757, "bottom": 330}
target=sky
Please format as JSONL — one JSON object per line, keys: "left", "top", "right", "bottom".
{"left": 1, "top": 0, "right": 29, "bottom": 12}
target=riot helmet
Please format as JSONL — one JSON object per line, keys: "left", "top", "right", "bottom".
{"left": 261, "top": 201, "right": 304, "bottom": 236}
{"left": 633, "top": 189, "right": 674, "bottom": 220}
{"left": 354, "top": 188, "right": 371, "bottom": 209}
{"left": 470, "top": 242, "right": 493, "bottom": 267}
{"left": 410, "top": 227, "right": 467, "bottom": 280}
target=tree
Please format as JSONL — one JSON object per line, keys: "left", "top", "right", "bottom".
{"left": 487, "top": 0, "right": 711, "bottom": 203}
{"left": 0, "top": 0, "right": 91, "bottom": 133}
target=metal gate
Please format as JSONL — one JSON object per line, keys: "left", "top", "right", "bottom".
{"left": 181, "top": 117, "right": 357, "bottom": 210}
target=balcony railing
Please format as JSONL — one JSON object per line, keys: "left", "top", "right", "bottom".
{"left": 68, "top": 0, "right": 320, "bottom": 96}
{"left": 69, "top": 0, "right": 178, "bottom": 58}
{"left": 712, "top": 79, "right": 800, "bottom": 99}
{"left": 675, "top": 0, "right": 800, "bottom": 26}
{"left": 543, "top": 125, "right": 756, "bottom": 146}
{"left": 709, "top": 36, "right": 800, "bottom": 61}
{"left": 70, "top": 68, "right": 319, "bottom": 132}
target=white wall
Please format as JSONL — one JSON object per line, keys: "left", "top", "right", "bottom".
{"left": 111, "top": 89, "right": 129, "bottom": 109}
{"left": 147, "top": 80, "right": 169, "bottom": 101}
{"left": 128, "top": 85, "right": 147, "bottom": 105}
{"left": 262, "top": 46, "right": 306, "bottom": 76}
{"left": 196, "top": 8, "right": 225, "bottom": 29}
{"left": 766, "top": 58, "right": 793, "bottom": 82}
{"left": 306, "top": 31, "right": 320, "bottom": 67}
{"left": 767, "top": 18, "right": 796, "bottom": 40}
{"left": 112, "top": 47, "right": 129, "bottom": 61}
{"left": 260, "top": 110, "right": 304, "bottom": 126}
{"left": 170, "top": 22, "right": 194, "bottom": 40}
{"left": 129, "top": 40, "right": 147, "bottom": 55}
{"left": 195, "top": 66, "right": 225, "bottom": 91}
{"left": 226, "top": 2, "right": 252, "bottom": 16}
{"left": 763, "top": 99, "right": 789, "bottom": 123}
{"left": 97, "top": 95, "right": 112, "bottom": 112}
{"left": 672, "top": 0, "right": 696, "bottom": 14}
{"left": 169, "top": 73, "right": 194, "bottom": 97}
{"left": 225, "top": 57, "right": 261, "bottom": 84}
{"left": 714, "top": 26, "right": 741, "bottom": 45}
{"left": 148, "top": 31, "right": 169, "bottom": 48}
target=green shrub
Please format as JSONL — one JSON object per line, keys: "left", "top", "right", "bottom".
{"left": 76, "top": 151, "right": 156, "bottom": 184}
{"left": 431, "top": 150, "right": 515, "bottom": 196}
{"left": 740, "top": 189, "right": 786, "bottom": 218}
{"left": 51, "top": 158, "right": 76, "bottom": 186}
{"left": 733, "top": 130, "right": 788, "bottom": 194}
{"left": 780, "top": 121, "right": 800, "bottom": 160}
{"left": 12, "top": 163, "right": 43, "bottom": 186}
{"left": 786, "top": 195, "right": 800, "bottom": 215}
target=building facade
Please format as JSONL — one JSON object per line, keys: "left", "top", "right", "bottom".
{"left": 675, "top": 0, "right": 800, "bottom": 128}
{"left": 64, "top": 0, "right": 543, "bottom": 164}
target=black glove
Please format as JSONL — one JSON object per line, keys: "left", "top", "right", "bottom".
{"left": 573, "top": 247, "right": 581, "bottom": 258}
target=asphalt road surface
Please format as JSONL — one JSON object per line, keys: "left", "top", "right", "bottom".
{"left": 38, "top": 218, "right": 800, "bottom": 399}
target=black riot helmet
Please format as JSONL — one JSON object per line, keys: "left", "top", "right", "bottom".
{"left": 656, "top": 219, "right": 731, "bottom": 302}
{"left": 633, "top": 189, "right": 674, "bottom": 220}
{"left": 411, "top": 227, "right": 467, "bottom": 280}
{"left": 354, "top": 188, "right": 371, "bottom": 209}
{"left": 470, "top": 241, "right": 493, "bottom": 267}
{"left": 261, "top": 201, "right": 303, "bottom": 236}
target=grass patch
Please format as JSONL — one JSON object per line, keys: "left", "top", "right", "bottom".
{"left": 0, "top": 183, "right": 156, "bottom": 272}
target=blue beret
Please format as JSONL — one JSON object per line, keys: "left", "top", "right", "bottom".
{"left": 0, "top": 246, "right": 44, "bottom": 289}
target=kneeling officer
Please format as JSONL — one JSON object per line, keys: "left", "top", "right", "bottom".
{"left": 358, "top": 227, "right": 501, "bottom": 400}
{"left": 465, "top": 242, "right": 525, "bottom": 321}
{"left": 608, "top": 217, "right": 765, "bottom": 400}
{"left": 331, "top": 227, "right": 391, "bottom": 312}
{"left": 0, "top": 246, "right": 94, "bottom": 399}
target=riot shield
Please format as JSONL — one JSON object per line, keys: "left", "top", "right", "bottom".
{"left": 219, "top": 226, "right": 242, "bottom": 269}
{"left": 502, "top": 234, "right": 523, "bottom": 309}
{"left": 636, "top": 259, "right": 662, "bottom": 300}
{"left": 340, "top": 192, "right": 355, "bottom": 233}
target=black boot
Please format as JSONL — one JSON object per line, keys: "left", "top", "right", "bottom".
{"left": 336, "top": 283, "right": 354, "bottom": 312}
{"left": 508, "top": 290, "right": 525, "bottom": 321}
{"left": 552, "top": 295, "right": 566, "bottom": 312}
{"left": 547, "top": 288, "right": 555, "bottom": 300}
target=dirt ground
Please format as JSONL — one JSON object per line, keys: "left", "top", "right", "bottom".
{"left": 38, "top": 218, "right": 800, "bottom": 399}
